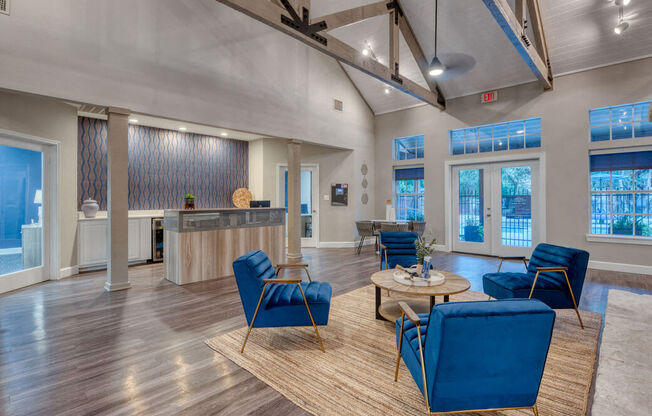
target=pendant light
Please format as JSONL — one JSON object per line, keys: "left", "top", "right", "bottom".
{"left": 428, "top": 0, "right": 445, "bottom": 77}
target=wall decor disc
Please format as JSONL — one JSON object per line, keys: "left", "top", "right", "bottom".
{"left": 361, "top": 163, "right": 368, "bottom": 176}
{"left": 232, "top": 188, "right": 253, "bottom": 208}
{"left": 362, "top": 178, "right": 368, "bottom": 189}
{"left": 361, "top": 193, "right": 369, "bottom": 205}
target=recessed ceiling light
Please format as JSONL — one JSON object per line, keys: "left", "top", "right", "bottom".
{"left": 128, "top": 118, "right": 138, "bottom": 123}
{"left": 221, "top": 132, "right": 228, "bottom": 137}
{"left": 362, "top": 48, "right": 369, "bottom": 56}
{"left": 384, "top": 88, "right": 390, "bottom": 94}
{"left": 614, "top": 21, "right": 629, "bottom": 34}
{"left": 179, "top": 126, "right": 187, "bottom": 131}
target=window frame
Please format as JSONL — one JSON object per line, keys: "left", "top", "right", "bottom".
{"left": 393, "top": 135, "right": 424, "bottom": 161}
{"left": 588, "top": 165, "right": 652, "bottom": 242}
{"left": 393, "top": 169, "right": 425, "bottom": 222}
{"left": 589, "top": 100, "right": 652, "bottom": 143}
{"left": 448, "top": 118, "right": 541, "bottom": 156}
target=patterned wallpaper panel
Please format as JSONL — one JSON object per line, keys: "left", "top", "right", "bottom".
{"left": 78, "top": 117, "right": 248, "bottom": 210}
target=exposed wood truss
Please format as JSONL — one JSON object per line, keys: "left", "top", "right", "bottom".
{"left": 217, "top": 0, "right": 445, "bottom": 110}
{"left": 481, "top": 0, "right": 553, "bottom": 89}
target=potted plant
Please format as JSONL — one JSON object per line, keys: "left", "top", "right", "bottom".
{"left": 415, "top": 236, "right": 437, "bottom": 273}
{"left": 184, "top": 193, "right": 195, "bottom": 210}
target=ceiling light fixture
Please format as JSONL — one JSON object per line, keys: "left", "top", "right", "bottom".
{"left": 614, "top": 0, "right": 630, "bottom": 6}
{"left": 384, "top": 88, "right": 391, "bottom": 94}
{"left": 221, "top": 132, "right": 228, "bottom": 137}
{"left": 362, "top": 48, "right": 369, "bottom": 56}
{"left": 362, "top": 41, "right": 378, "bottom": 61}
{"left": 613, "top": 3, "right": 630, "bottom": 34}
{"left": 128, "top": 118, "right": 138, "bottom": 123}
{"left": 179, "top": 126, "right": 187, "bottom": 131}
{"left": 428, "top": 0, "right": 445, "bottom": 77}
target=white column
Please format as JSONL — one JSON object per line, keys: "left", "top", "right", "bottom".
{"left": 286, "top": 140, "right": 302, "bottom": 259}
{"left": 105, "top": 107, "right": 131, "bottom": 291}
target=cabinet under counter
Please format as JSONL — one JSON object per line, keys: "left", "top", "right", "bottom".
{"left": 163, "top": 208, "right": 286, "bottom": 285}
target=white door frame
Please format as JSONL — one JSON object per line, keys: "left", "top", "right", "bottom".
{"left": 0, "top": 129, "right": 60, "bottom": 293}
{"left": 276, "top": 163, "right": 320, "bottom": 248}
{"left": 444, "top": 152, "right": 546, "bottom": 254}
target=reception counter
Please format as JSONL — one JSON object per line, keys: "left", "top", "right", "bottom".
{"left": 163, "top": 208, "right": 285, "bottom": 285}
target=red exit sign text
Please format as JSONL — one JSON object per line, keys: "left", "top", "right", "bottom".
{"left": 481, "top": 90, "right": 498, "bottom": 103}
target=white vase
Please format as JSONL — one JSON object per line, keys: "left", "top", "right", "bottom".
{"left": 81, "top": 199, "right": 100, "bottom": 218}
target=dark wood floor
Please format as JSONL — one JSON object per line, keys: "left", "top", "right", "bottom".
{"left": 0, "top": 247, "right": 649, "bottom": 415}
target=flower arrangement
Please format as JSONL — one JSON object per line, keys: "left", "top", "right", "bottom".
{"left": 415, "top": 236, "right": 437, "bottom": 265}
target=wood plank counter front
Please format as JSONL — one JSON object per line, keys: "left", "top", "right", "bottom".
{"left": 164, "top": 208, "right": 285, "bottom": 285}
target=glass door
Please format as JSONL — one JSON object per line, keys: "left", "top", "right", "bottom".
{"left": 0, "top": 138, "right": 49, "bottom": 293}
{"left": 452, "top": 160, "right": 541, "bottom": 257}
{"left": 452, "top": 166, "right": 492, "bottom": 255}
{"left": 491, "top": 161, "right": 540, "bottom": 257}
{"left": 278, "top": 165, "right": 319, "bottom": 247}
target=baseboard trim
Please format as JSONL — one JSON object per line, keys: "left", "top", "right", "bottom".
{"left": 58, "top": 265, "right": 79, "bottom": 279}
{"left": 320, "top": 240, "right": 376, "bottom": 249}
{"left": 588, "top": 260, "right": 652, "bottom": 275}
{"left": 104, "top": 281, "right": 132, "bottom": 292}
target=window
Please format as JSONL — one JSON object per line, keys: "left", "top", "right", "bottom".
{"left": 590, "top": 101, "right": 652, "bottom": 142}
{"left": 393, "top": 135, "right": 424, "bottom": 160}
{"left": 394, "top": 167, "right": 424, "bottom": 221}
{"left": 590, "top": 151, "right": 652, "bottom": 237}
{"left": 449, "top": 118, "right": 541, "bottom": 155}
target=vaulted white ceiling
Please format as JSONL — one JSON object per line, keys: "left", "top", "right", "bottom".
{"left": 311, "top": 0, "right": 652, "bottom": 114}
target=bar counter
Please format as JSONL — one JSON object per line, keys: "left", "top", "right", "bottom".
{"left": 164, "top": 208, "right": 285, "bottom": 285}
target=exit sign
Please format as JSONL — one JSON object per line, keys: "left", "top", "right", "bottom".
{"left": 481, "top": 90, "right": 498, "bottom": 103}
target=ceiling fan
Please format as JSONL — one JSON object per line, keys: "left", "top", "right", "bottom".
{"left": 428, "top": 0, "right": 476, "bottom": 81}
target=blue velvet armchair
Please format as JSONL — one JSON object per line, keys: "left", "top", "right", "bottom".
{"left": 232, "top": 250, "right": 332, "bottom": 352}
{"left": 380, "top": 231, "right": 418, "bottom": 270}
{"left": 395, "top": 299, "right": 555, "bottom": 416}
{"left": 483, "top": 243, "right": 589, "bottom": 328}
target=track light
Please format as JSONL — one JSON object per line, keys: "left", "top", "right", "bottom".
{"left": 128, "top": 118, "right": 138, "bottom": 124}
{"left": 221, "top": 132, "right": 228, "bottom": 137}
{"left": 428, "top": 56, "right": 445, "bottom": 77}
{"left": 614, "top": 21, "right": 629, "bottom": 34}
{"left": 179, "top": 126, "right": 187, "bottom": 131}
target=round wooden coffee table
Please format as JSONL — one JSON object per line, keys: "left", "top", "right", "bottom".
{"left": 370, "top": 269, "right": 471, "bottom": 321}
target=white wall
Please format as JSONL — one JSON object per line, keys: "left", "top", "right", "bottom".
{"left": 249, "top": 138, "right": 375, "bottom": 244}
{"left": 375, "top": 58, "right": 652, "bottom": 267}
{"left": 0, "top": 91, "right": 79, "bottom": 271}
{"left": 0, "top": 0, "right": 374, "bottom": 151}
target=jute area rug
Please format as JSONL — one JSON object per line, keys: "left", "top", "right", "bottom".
{"left": 206, "top": 286, "right": 601, "bottom": 416}
{"left": 591, "top": 289, "right": 652, "bottom": 416}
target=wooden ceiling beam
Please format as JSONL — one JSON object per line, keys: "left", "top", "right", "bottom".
{"left": 395, "top": 1, "right": 445, "bottom": 108}
{"left": 217, "top": 0, "right": 444, "bottom": 109}
{"left": 526, "top": 0, "right": 551, "bottom": 75}
{"left": 311, "top": 1, "right": 391, "bottom": 32}
{"left": 481, "top": 0, "right": 552, "bottom": 89}
{"left": 389, "top": 10, "right": 400, "bottom": 79}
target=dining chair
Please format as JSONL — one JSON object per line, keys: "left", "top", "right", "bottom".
{"left": 355, "top": 221, "right": 376, "bottom": 255}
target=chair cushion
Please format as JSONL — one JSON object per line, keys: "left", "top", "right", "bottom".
{"left": 263, "top": 281, "right": 332, "bottom": 309}
{"left": 396, "top": 314, "right": 430, "bottom": 360}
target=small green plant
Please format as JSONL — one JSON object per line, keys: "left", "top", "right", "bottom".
{"left": 185, "top": 193, "right": 195, "bottom": 200}
{"left": 415, "top": 236, "right": 437, "bottom": 265}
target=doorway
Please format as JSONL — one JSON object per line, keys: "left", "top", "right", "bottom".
{"left": 0, "top": 132, "right": 57, "bottom": 293}
{"left": 451, "top": 159, "right": 543, "bottom": 257}
{"left": 277, "top": 164, "right": 319, "bottom": 248}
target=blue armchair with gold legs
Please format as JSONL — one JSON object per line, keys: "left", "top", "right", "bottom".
{"left": 380, "top": 231, "right": 419, "bottom": 270}
{"left": 482, "top": 243, "right": 589, "bottom": 328}
{"left": 395, "top": 299, "right": 555, "bottom": 416}
{"left": 232, "top": 250, "right": 332, "bottom": 353}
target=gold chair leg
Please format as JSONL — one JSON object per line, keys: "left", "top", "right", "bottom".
{"left": 416, "top": 325, "right": 430, "bottom": 414}
{"left": 562, "top": 271, "right": 584, "bottom": 329}
{"left": 297, "top": 283, "right": 325, "bottom": 352}
{"left": 532, "top": 403, "right": 539, "bottom": 416}
{"left": 487, "top": 295, "right": 492, "bottom": 300}
{"left": 241, "top": 283, "right": 269, "bottom": 353}
{"left": 395, "top": 313, "right": 405, "bottom": 382}
{"left": 528, "top": 271, "right": 541, "bottom": 299}
{"left": 303, "top": 266, "right": 312, "bottom": 282}
{"left": 497, "top": 259, "right": 504, "bottom": 273}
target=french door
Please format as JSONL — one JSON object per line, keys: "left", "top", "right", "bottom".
{"left": 452, "top": 160, "right": 541, "bottom": 257}
{"left": 278, "top": 165, "right": 319, "bottom": 247}
{"left": 0, "top": 135, "right": 54, "bottom": 293}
